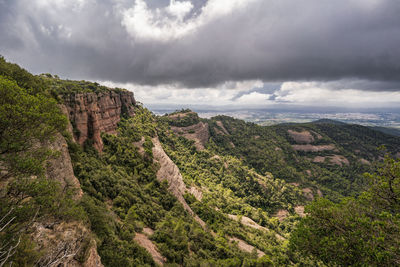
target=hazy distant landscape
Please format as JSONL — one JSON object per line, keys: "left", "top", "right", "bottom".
{"left": 1, "top": 0, "right": 400, "bottom": 266}
{"left": 152, "top": 108, "right": 400, "bottom": 129}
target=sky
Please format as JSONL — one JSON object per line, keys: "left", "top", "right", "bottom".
{"left": 1, "top": 0, "right": 400, "bottom": 110}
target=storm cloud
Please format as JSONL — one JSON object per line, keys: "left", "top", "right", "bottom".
{"left": 1, "top": 0, "right": 400, "bottom": 91}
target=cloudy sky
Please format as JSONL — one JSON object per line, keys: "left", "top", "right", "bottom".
{"left": 1, "top": 0, "right": 400, "bottom": 110}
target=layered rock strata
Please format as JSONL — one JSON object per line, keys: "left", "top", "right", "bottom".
{"left": 62, "top": 90, "right": 135, "bottom": 151}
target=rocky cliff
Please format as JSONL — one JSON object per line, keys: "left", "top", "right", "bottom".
{"left": 62, "top": 90, "right": 136, "bottom": 151}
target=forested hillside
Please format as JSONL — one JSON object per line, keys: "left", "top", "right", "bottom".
{"left": 1, "top": 57, "right": 399, "bottom": 266}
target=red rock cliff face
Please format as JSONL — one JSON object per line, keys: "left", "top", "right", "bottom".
{"left": 62, "top": 90, "right": 135, "bottom": 151}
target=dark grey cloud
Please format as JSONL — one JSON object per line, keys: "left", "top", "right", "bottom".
{"left": 1, "top": 0, "right": 400, "bottom": 91}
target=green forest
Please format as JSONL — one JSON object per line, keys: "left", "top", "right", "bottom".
{"left": 1, "top": 56, "right": 399, "bottom": 266}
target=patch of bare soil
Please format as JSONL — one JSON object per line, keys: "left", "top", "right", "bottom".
{"left": 134, "top": 233, "right": 165, "bottom": 266}
{"left": 229, "top": 237, "right": 265, "bottom": 258}
{"left": 171, "top": 122, "right": 209, "bottom": 150}
{"left": 288, "top": 129, "right": 314, "bottom": 144}
{"left": 292, "top": 144, "right": 336, "bottom": 152}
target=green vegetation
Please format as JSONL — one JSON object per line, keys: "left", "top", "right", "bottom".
{"left": 1, "top": 57, "right": 400, "bottom": 266}
{"left": 0, "top": 58, "right": 85, "bottom": 265}
{"left": 290, "top": 155, "right": 400, "bottom": 266}
{"left": 160, "top": 109, "right": 201, "bottom": 127}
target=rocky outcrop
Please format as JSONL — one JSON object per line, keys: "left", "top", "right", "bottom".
{"left": 313, "top": 155, "right": 349, "bottom": 166}
{"left": 288, "top": 130, "right": 315, "bottom": 144}
{"left": 152, "top": 137, "right": 207, "bottom": 229}
{"left": 228, "top": 237, "right": 265, "bottom": 258}
{"left": 171, "top": 122, "right": 209, "bottom": 151}
{"left": 33, "top": 221, "right": 103, "bottom": 267}
{"left": 62, "top": 90, "right": 135, "bottom": 152}
{"left": 45, "top": 133, "right": 83, "bottom": 198}
{"left": 134, "top": 233, "right": 165, "bottom": 266}
{"left": 292, "top": 144, "right": 336, "bottom": 152}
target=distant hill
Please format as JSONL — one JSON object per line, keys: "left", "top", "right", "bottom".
{"left": 369, "top": 126, "right": 400, "bottom": 137}
{"left": 2, "top": 56, "right": 400, "bottom": 266}
{"left": 311, "top": 119, "right": 346, "bottom": 125}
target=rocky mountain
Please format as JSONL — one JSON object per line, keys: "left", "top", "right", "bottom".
{"left": 1, "top": 57, "right": 400, "bottom": 266}
{"left": 61, "top": 90, "right": 136, "bottom": 152}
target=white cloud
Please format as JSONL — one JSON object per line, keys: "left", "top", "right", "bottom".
{"left": 236, "top": 92, "right": 272, "bottom": 105}
{"left": 275, "top": 81, "right": 400, "bottom": 107}
{"left": 100, "top": 79, "right": 267, "bottom": 107}
{"left": 167, "top": 0, "right": 193, "bottom": 21}
{"left": 121, "top": 0, "right": 255, "bottom": 42}
{"left": 99, "top": 79, "right": 400, "bottom": 109}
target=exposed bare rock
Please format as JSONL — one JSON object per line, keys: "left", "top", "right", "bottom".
{"left": 359, "top": 158, "right": 371, "bottom": 165}
{"left": 189, "top": 186, "right": 203, "bottom": 201}
{"left": 313, "top": 155, "right": 349, "bottom": 166}
{"left": 83, "top": 242, "right": 104, "bottom": 267}
{"left": 302, "top": 188, "right": 314, "bottom": 201}
{"left": 143, "top": 227, "right": 154, "bottom": 236}
{"left": 214, "top": 127, "right": 226, "bottom": 136}
{"left": 33, "top": 221, "right": 102, "bottom": 267}
{"left": 292, "top": 144, "right": 336, "bottom": 152}
{"left": 290, "top": 182, "right": 300, "bottom": 187}
{"left": 216, "top": 121, "right": 230, "bottom": 135}
{"left": 45, "top": 133, "right": 83, "bottom": 199}
{"left": 254, "top": 135, "right": 260, "bottom": 139}
{"left": 329, "top": 155, "right": 349, "bottom": 166}
{"left": 288, "top": 130, "right": 314, "bottom": 144}
{"left": 152, "top": 137, "right": 207, "bottom": 230}
{"left": 275, "top": 210, "right": 289, "bottom": 222}
{"left": 133, "top": 136, "right": 145, "bottom": 156}
{"left": 229, "top": 237, "right": 265, "bottom": 258}
{"left": 134, "top": 233, "right": 165, "bottom": 266}
{"left": 228, "top": 215, "right": 268, "bottom": 232}
{"left": 313, "top": 156, "right": 326, "bottom": 163}
{"left": 313, "top": 131, "right": 323, "bottom": 140}
{"left": 210, "top": 155, "right": 221, "bottom": 160}
{"left": 171, "top": 122, "right": 209, "bottom": 150}
{"left": 229, "top": 141, "right": 236, "bottom": 148}
{"left": 62, "top": 90, "right": 135, "bottom": 152}
{"left": 295, "top": 206, "right": 305, "bottom": 217}
{"left": 59, "top": 104, "right": 75, "bottom": 138}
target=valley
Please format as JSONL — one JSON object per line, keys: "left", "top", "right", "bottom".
{"left": 1, "top": 57, "right": 399, "bottom": 266}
